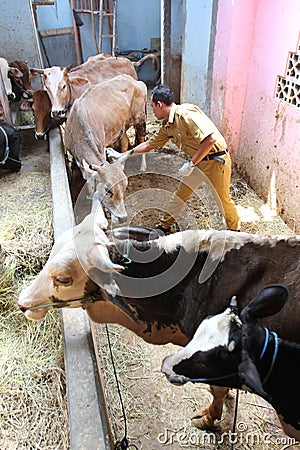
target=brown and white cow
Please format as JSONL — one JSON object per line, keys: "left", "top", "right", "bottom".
{"left": 8, "top": 60, "right": 33, "bottom": 103}
{"left": 0, "top": 57, "right": 23, "bottom": 101}
{"left": 64, "top": 74, "right": 147, "bottom": 187}
{"left": 30, "top": 53, "right": 157, "bottom": 118}
{"left": 18, "top": 218, "right": 300, "bottom": 430}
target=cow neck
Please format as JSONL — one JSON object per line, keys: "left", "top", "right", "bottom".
{"left": 11, "top": 76, "right": 31, "bottom": 99}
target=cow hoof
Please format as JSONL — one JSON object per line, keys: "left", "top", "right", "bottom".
{"left": 191, "top": 414, "right": 215, "bottom": 430}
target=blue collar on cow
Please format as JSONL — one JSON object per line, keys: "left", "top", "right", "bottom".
{"left": 259, "top": 327, "right": 279, "bottom": 385}
{"left": 0, "top": 126, "right": 10, "bottom": 165}
{"left": 168, "top": 327, "right": 279, "bottom": 387}
{"left": 167, "top": 371, "right": 240, "bottom": 385}
{"left": 60, "top": 101, "right": 72, "bottom": 116}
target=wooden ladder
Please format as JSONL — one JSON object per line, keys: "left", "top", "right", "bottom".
{"left": 72, "top": 0, "right": 118, "bottom": 56}
{"left": 98, "top": 0, "right": 118, "bottom": 55}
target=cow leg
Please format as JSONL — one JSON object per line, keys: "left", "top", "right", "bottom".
{"left": 191, "top": 386, "right": 230, "bottom": 429}
{"left": 134, "top": 122, "right": 146, "bottom": 146}
{"left": 277, "top": 414, "right": 300, "bottom": 441}
{"left": 133, "top": 122, "right": 147, "bottom": 172}
{"left": 120, "top": 133, "right": 129, "bottom": 153}
{"left": 70, "top": 158, "right": 85, "bottom": 204}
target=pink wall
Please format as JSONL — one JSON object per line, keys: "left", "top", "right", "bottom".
{"left": 212, "top": 0, "right": 300, "bottom": 232}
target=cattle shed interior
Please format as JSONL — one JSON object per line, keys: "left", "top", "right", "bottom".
{"left": 0, "top": 1, "right": 299, "bottom": 449}
{"left": 1, "top": 0, "right": 299, "bottom": 231}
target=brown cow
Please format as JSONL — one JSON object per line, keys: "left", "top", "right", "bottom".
{"left": 64, "top": 74, "right": 147, "bottom": 192}
{"left": 30, "top": 53, "right": 157, "bottom": 118}
{"left": 32, "top": 90, "right": 61, "bottom": 140}
{"left": 8, "top": 60, "right": 33, "bottom": 102}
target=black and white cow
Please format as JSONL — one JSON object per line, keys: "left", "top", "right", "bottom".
{"left": 162, "top": 284, "right": 300, "bottom": 440}
{"left": 0, "top": 121, "right": 21, "bottom": 172}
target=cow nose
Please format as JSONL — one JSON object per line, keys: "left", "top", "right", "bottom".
{"left": 18, "top": 305, "right": 27, "bottom": 313}
{"left": 35, "top": 132, "right": 47, "bottom": 141}
{"left": 118, "top": 216, "right": 128, "bottom": 224}
{"left": 52, "top": 110, "right": 66, "bottom": 119}
{"left": 23, "top": 90, "right": 33, "bottom": 99}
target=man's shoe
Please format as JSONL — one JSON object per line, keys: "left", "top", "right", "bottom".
{"left": 155, "top": 224, "right": 171, "bottom": 234}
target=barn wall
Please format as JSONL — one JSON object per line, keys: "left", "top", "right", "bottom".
{"left": 35, "top": 0, "right": 160, "bottom": 84}
{"left": 34, "top": 0, "right": 83, "bottom": 67}
{"left": 211, "top": 0, "right": 300, "bottom": 231}
{"left": 180, "top": 0, "right": 217, "bottom": 113}
{"left": 1, "top": 0, "right": 43, "bottom": 89}
{"left": 161, "top": 0, "right": 183, "bottom": 102}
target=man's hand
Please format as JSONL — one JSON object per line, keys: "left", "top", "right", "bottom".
{"left": 178, "top": 160, "right": 195, "bottom": 177}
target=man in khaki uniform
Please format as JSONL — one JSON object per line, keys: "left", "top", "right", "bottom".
{"left": 130, "top": 84, "right": 240, "bottom": 232}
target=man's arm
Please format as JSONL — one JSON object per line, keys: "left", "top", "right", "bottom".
{"left": 191, "top": 133, "right": 216, "bottom": 165}
{"left": 132, "top": 140, "right": 156, "bottom": 155}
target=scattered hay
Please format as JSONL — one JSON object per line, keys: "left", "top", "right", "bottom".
{"left": 0, "top": 164, "right": 69, "bottom": 449}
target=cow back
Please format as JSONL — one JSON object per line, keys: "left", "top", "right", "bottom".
{"left": 69, "top": 56, "right": 138, "bottom": 84}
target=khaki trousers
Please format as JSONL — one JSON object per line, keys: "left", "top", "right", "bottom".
{"left": 160, "top": 154, "right": 240, "bottom": 230}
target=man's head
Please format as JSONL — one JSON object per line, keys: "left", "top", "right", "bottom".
{"left": 150, "top": 84, "right": 175, "bottom": 120}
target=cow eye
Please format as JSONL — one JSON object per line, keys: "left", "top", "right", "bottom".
{"left": 55, "top": 276, "right": 72, "bottom": 286}
{"left": 62, "top": 84, "right": 66, "bottom": 91}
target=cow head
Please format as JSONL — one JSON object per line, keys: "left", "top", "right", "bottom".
{"left": 32, "top": 89, "right": 60, "bottom": 140}
{"left": 81, "top": 149, "right": 131, "bottom": 225}
{"left": 8, "top": 61, "right": 33, "bottom": 101}
{"left": 31, "top": 65, "right": 89, "bottom": 118}
{"left": 162, "top": 285, "right": 289, "bottom": 398}
{"left": 17, "top": 213, "right": 124, "bottom": 320}
{"left": 0, "top": 57, "right": 22, "bottom": 101}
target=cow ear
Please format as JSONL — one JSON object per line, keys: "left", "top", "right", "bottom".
{"left": 8, "top": 67, "right": 23, "bottom": 78}
{"left": 30, "top": 68, "right": 45, "bottom": 76}
{"left": 69, "top": 76, "right": 89, "bottom": 87}
{"left": 241, "top": 284, "right": 289, "bottom": 322}
{"left": 238, "top": 353, "right": 269, "bottom": 399}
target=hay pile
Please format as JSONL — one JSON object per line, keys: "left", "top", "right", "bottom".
{"left": 0, "top": 168, "right": 69, "bottom": 449}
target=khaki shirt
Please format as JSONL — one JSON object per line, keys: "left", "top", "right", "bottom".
{"left": 148, "top": 103, "right": 227, "bottom": 158}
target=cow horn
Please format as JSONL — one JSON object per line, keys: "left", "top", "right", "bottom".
{"left": 65, "top": 64, "right": 74, "bottom": 72}
{"left": 89, "top": 245, "right": 124, "bottom": 273}
{"left": 230, "top": 295, "right": 237, "bottom": 307}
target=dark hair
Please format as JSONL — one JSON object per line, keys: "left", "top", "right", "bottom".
{"left": 151, "top": 85, "right": 175, "bottom": 105}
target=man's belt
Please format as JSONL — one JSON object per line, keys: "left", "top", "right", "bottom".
{"left": 202, "top": 149, "right": 228, "bottom": 164}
